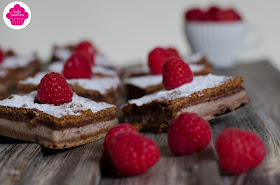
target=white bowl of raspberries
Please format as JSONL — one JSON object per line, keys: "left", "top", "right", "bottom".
{"left": 184, "top": 6, "right": 244, "bottom": 69}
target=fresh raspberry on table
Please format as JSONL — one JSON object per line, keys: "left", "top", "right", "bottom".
{"left": 0, "top": 48, "right": 5, "bottom": 63}
{"left": 162, "top": 58, "right": 193, "bottom": 90}
{"left": 168, "top": 113, "right": 212, "bottom": 155}
{"left": 62, "top": 52, "right": 92, "bottom": 79}
{"left": 103, "top": 124, "right": 139, "bottom": 156}
{"left": 108, "top": 132, "right": 160, "bottom": 176}
{"left": 216, "top": 128, "right": 266, "bottom": 174}
{"left": 75, "top": 41, "right": 96, "bottom": 65}
{"left": 148, "top": 47, "right": 171, "bottom": 75}
{"left": 37, "top": 72, "right": 73, "bottom": 105}
{"left": 166, "top": 47, "right": 181, "bottom": 58}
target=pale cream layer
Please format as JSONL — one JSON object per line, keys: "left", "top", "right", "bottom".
{"left": 177, "top": 90, "right": 250, "bottom": 120}
{"left": 0, "top": 118, "right": 117, "bottom": 143}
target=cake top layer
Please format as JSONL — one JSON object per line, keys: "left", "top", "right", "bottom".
{"left": 124, "top": 64, "right": 207, "bottom": 89}
{"left": 0, "top": 55, "right": 36, "bottom": 69}
{"left": 124, "top": 75, "right": 162, "bottom": 89}
{"left": 48, "top": 59, "right": 119, "bottom": 77}
{"left": 0, "top": 69, "right": 8, "bottom": 77}
{"left": 0, "top": 91, "right": 115, "bottom": 118}
{"left": 128, "top": 74, "right": 234, "bottom": 106}
{"left": 184, "top": 53, "right": 204, "bottom": 63}
{"left": 20, "top": 72, "right": 120, "bottom": 94}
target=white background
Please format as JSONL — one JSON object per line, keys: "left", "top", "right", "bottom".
{"left": 0, "top": 0, "right": 279, "bottom": 69}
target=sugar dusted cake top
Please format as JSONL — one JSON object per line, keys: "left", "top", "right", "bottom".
{"left": 128, "top": 74, "right": 234, "bottom": 106}
{"left": 20, "top": 72, "right": 120, "bottom": 95}
{"left": 48, "top": 61, "right": 118, "bottom": 77}
{"left": 0, "top": 55, "right": 36, "bottom": 69}
{"left": 124, "top": 75, "right": 162, "bottom": 89}
{"left": 0, "top": 91, "right": 115, "bottom": 118}
{"left": 124, "top": 64, "right": 207, "bottom": 89}
{"left": 54, "top": 48, "right": 72, "bottom": 61}
{"left": 184, "top": 53, "right": 204, "bottom": 63}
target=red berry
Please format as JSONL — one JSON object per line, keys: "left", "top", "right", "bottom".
{"left": 62, "top": 53, "right": 92, "bottom": 79}
{"left": 216, "top": 128, "right": 266, "bottom": 174}
{"left": 104, "top": 124, "right": 139, "bottom": 156}
{"left": 185, "top": 8, "right": 204, "bottom": 21}
{"left": 75, "top": 41, "right": 96, "bottom": 65}
{"left": 0, "top": 48, "right": 4, "bottom": 63}
{"left": 168, "top": 113, "right": 212, "bottom": 156}
{"left": 166, "top": 47, "right": 181, "bottom": 58}
{"left": 109, "top": 132, "right": 160, "bottom": 176}
{"left": 37, "top": 72, "right": 73, "bottom": 105}
{"left": 148, "top": 47, "right": 171, "bottom": 75}
{"left": 207, "top": 6, "right": 221, "bottom": 21}
{"left": 162, "top": 58, "right": 193, "bottom": 90}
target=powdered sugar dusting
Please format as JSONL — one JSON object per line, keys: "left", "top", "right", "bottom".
{"left": 19, "top": 72, "right": 47, "bottom": 85}
{"left": 48, "top": 61, "right": 119, "bottom": 77}
{"left": 1, "top": 55, "right": 36, "bottom": 69}
{"left": 67, "top": 77, "right": 120, "bottom": 94}
{"left": 124, "top": 75, "right": 162, "bottom": 89}
{"left": 54, "top": 48, "right": 72, "bottom": 61}
{"left": 124, "top": 64, "right": 207, "bottom": 89}
{"left": 128, "top": 74, "right": 233, "bottom": 106}
{"left": 0, "top": 69, "right": 8, "bottom": 77}
{"left": 19, "top": 73, "right": 120, "bottom": 95}
{"left": 190, "top": 64, "right": 206, "bottom": 72}
{"left": 0, "top": 91, "right": 115, "bottom": 118}
{"left": 93, "top": 66, "right": 118, "bottom": 77}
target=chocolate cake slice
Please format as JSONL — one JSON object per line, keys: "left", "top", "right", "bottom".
{"left": 121, "top": 74, "right": 250, "bottom": 132}
{"left": 0, "top": 91, "right": 117, "bottom": 149}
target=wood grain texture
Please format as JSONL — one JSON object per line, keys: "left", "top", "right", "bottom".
{"left": 0, "top": 137, "right": 103, "bottom": 185}
{"left": 100, "top": 133, "right": 222, "bottom": 185}
{"left": 212, "top": 61, "right": 280, "bottom": 185}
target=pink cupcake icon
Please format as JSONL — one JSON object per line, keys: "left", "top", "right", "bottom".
{"left": 6, "top": 4, "right": 29, "bottom": 26}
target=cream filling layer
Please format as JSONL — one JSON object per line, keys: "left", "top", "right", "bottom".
{"left": 177, "top": 90, "right": 249, "bottom": 120}
{"left": 0, "top": 118, "right": 117, "bottom": 143}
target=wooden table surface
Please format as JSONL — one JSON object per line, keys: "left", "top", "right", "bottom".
{"left": 1, "top": 61, "right": 280, "bottom": 185}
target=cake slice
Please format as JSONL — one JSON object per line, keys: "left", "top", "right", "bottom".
{"left": 121, "top": 74, "right": 250, "bottom": 132}
{"left": 0, "top": 91, "right": 117, "bottom": 149}
{"left": 18, "top": 72, "right": 121, "bottom": 105}
{"left": 124, "top": 64, "right": 212, "bottom": 99}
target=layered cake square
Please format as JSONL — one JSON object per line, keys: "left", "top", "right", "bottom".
{"left": 124, "top": 64, "right": 212, "bottom": 99}
{"left": 0, "top": 91, "right": 117, "bottom": 149}
{"left": 18, "top": 72, "right": 121, "bottom": 105}
{"left": 121, "top": 74, "right": 250, "bottom": 132}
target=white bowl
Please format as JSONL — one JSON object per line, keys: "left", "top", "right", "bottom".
{"left": 185, "top": 21, "right": 244, "bottom": 68}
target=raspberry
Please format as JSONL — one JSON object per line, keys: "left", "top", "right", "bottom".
{"left": 185, "top": 8, "right": 204, "bottom": 21}
{"left": 75, "top": 41, "right": 96, "bottom": 65}
{"left": 148, "top": 47, "right": 171, "bottom": 75}
{"left": 37, "top": 72, "right": 73, "bottom": 105}
{"left": 0, "top": 48, "right": 4, "bottom": 63}
{"left": 168, "top": 113, "right": 212, "bottom": 155}
{"left": 207, "top": 6, "right": 221, "bottom": 21}
{"left": 221, "top": 9, "right": 242, "bottom": 21}
{"left": 166, "top": 47, "right": 181, "bottom": 58}
{"left": 216, "top": 128, "right": 266, "bottom": 174}
{"left": 109, "top": 132, "right": 160, "bottom": 176}
{"left": 62, "top": 53, "right": 92, "bottom": 79}
{"left": 162, "top": 58, "right": 193, "bottom": 90}
{"left": 103, "top": 124, "right": 139, "bottom": 156}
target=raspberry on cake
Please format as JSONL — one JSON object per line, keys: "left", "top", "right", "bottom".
{"left": 162, "top": 58, "right": 193, "bottom": 90}
{"left": 75, "top": 40, "right": 97, "bottom": 66}
{"left": 121, "top": 74, "right": 251, "bottom": 132}
{"left": 18, "top": 72, "right": 121, "bottom": 105}
{"left": 63, "top": 53, "right": 92, "bottom": 79}
{"left": 49, "top": 43, "right": 123, "bottom": 78}
{"left": 124, "top": 64, "right": 212, "bottom": 99}
{"left": 148, "top": 47, "right": 171, "bottom": 75}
